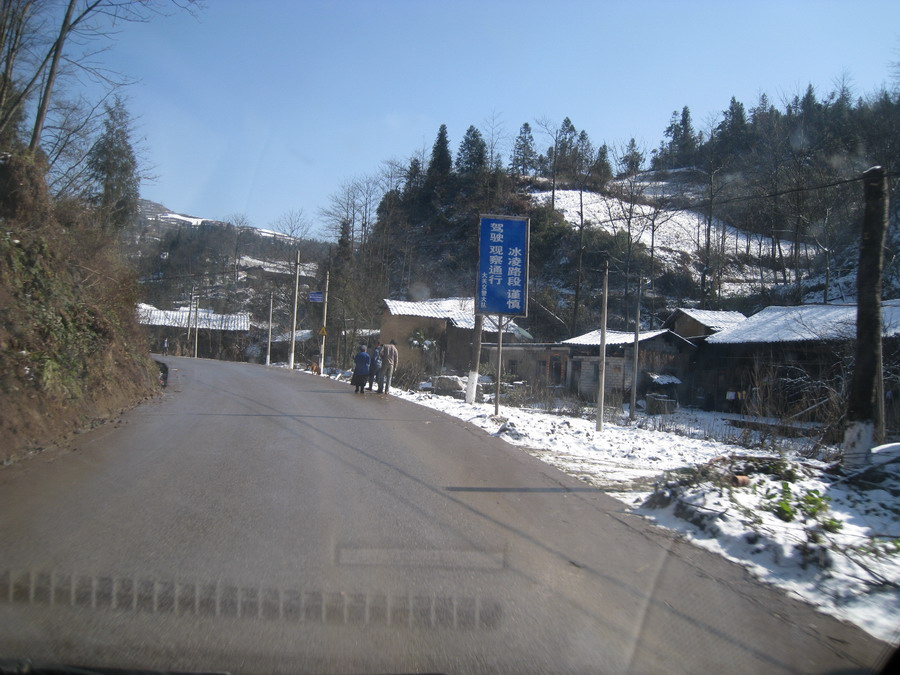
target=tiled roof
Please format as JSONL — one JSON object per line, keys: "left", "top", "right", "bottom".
{"left": 707, "top": 301, "right": 900, "bottom": 344}
{"left": 137, "top": 304, "right": 250, "bottom": 331}
{"left": 384, "top": 297, "right": 520, "bottom": 334}
{"left": 563, "top": 328, "right": 669, "bottom": 347}
{"left": 670, "top": 308, "right": 747, "bottom": 332}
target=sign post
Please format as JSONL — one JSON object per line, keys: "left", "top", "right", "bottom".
{"left": 476, "top": 215, "right": 529, "bottom": 414}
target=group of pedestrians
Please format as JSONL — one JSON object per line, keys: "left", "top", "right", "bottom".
{"left": 351, "top": 339, "right": 399, "bottom": 394}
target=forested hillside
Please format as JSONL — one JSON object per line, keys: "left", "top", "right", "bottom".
{"left": 309, "top": 83, "right": 898, "bottom": 341}
{"left": 0, "top": 2, "right": 199, "bottom": 461}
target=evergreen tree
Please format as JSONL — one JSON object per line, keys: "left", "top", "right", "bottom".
{"left": 509, "top": 122, "right": 537, "bottom": 175}
{"left": 84, "top": 96, "right": 139, "bottom": 231}
{"left": 618, "top": 138, "right": 644, "bottom": 176}
{"left": 591, "top": 144, "right": 613, "bottom": 187}
{"left": 455, "top": 125, "right": 487, "bottom": 176}
{"left": 425, "top": 124, "right": 452, "bottom": 187}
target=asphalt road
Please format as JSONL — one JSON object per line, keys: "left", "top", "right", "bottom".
{"left": 0, "top": 357, "right": 892, "bottom": 674}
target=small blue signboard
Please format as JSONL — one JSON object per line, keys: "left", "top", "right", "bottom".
{"left": 308, "top": 291, "right": 324, "bottom": 303}
{"left": 476, "top": 215, "right": 529, "bottom": 317}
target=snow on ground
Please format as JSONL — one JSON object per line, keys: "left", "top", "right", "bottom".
{"left": 313, "top": 369, "right": 899, "bottom": 645}
{"left": 531, "top": 189, "right": 816, "bottom": 297}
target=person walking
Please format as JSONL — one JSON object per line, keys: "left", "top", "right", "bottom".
{"left": 351, "top": 345, "right": 370, "bottom": 394}
{"left": 380, "top": 339, "right": 399, "bottom": 394}
{"left": 367, "top": 342, "right": 382, "bottom": 391}
{"left": 162, "top": 337, "right": 169, "bottom": 356}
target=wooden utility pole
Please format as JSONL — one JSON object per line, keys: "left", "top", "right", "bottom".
{"left": 596, "top": 260, "right": 609, "bottom": 431}
{"left": 843, "top": 166, "right": 888, "bottom": 467}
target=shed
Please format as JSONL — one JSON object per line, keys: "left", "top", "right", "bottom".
{"left": 562, "top": 329, "right": 695, "bottom": 402}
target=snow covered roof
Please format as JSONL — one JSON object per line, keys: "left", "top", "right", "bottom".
{"left": 648, "top": 372, "right": 682, "bottom": 385}
{"left": 707, "top": 301, "right": 900, "bottom": 344}
{"left": 668, "top": 308, "right": 747, "bottom": 333}
{"left": 563, "top": 328, "right": 670, "bottom": 347}
{"left": 384, "top": 297, "right": 522, "bottom": 335}
{"left": 272, "top": 329, "right": 315, "bottom": 343}
{"left": 137, "top": 303, "right": 250, "bottom": 331}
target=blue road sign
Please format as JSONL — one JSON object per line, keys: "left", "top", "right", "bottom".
{"left": 476, "top": 215, "right": 529, "bottom": 317}
{"left": 308, "top": 291, "right": 324, "bottom": 303}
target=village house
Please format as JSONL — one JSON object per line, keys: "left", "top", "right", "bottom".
{"left": 137, "top": 303, "right": 251, "bottom": 360}
{"left": 562, "top": 328, "right": 696, "bottom": 404}
{"left": 696, "top": 301, "right": 900, "bottom": 425}
{"left": 380, "top": 297, "right": 528, "bottom": 372}
{"left": 662, "top": 307, "right": 747, "bottom": 341}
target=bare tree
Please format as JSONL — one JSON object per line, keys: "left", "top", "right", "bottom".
{"left": 272, "top": 208, "right": 311, "bottom": 242}
{"left": 0, "top": 0, "right": 202, "bottom": 150}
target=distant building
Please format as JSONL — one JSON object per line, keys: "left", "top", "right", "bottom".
{"left": 562, "top": 329, "right": 695, "bottom": 403}
{"left": 380, "top": 297, "right": 529, "bottom": 372}
{"left": 694, "top": 301, "right": 900, "bottom": 423}
{"left": 663, "top": 307, "right": 747, "bottom": 341}
{"left": 137, "top": 303, "right": 250, "bottom": 360}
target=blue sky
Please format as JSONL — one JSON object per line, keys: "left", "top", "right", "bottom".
{"left": 102, "top": 0, "right": 899, "bottom": 237}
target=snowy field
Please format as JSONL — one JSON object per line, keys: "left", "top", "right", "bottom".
{"left": 319, "top": 369, "right": 900, "bottom": 646}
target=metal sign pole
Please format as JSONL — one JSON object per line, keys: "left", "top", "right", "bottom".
{"left": 495, "top": 315, "right": 504, "bottom": 416}
{"left": 266, "top": 291, "right": 273, "bottom": 366}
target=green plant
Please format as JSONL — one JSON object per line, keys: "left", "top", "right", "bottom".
{"left": 798, "top": 489, "right": 831, "bottom": 520}
{"left": 822, "top": 517, "right": 844, "bottom": 533}
{"left": 767, "top": 481, "right": 796, "bottom": 522}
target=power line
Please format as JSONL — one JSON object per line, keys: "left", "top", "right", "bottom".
{"left": 688, "top": 170, "right": 900, "bottom": 211}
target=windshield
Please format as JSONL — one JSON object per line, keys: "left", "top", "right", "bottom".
{"left": 1, "top": 1, "right": 898, "bottom": 673}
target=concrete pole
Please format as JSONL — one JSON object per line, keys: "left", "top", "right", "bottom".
{"left": 630, "top": 280, "right": 641, "bottom": 422}
{"left": 596, "top": 261, "right": 609, "bottom": 431}
{"left": 288, "top": 250, "right": 300, "bottom": 370}
{"left": 266, "top": 291, "right": 273, "bottom": 366}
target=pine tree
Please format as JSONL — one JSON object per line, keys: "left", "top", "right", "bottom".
{"left": 425, "top": 124, "right": 452, "bottom": 187}
{"left": 455, "top": 125, "right": 487, "bottom": 176}
{"left": 618, "top": 138, "right": 644, "bottom": 176}
{"left": 509, "top": 122, "right": 537, "bottom": 175}
{"left": 84, "top": 96, "right": 139, "bottom": 231}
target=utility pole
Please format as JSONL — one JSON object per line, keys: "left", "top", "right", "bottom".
{"left": 193, "top": 290, "right": 199, "bottom": 359}
{"left": 630, "top": 280, "right": 641, "bottom": 422}
{"left": 266, "top": 291, "right": 273, "bottom": 366}
{"left": 843, "top": 166, "right": 889, "bottom": 466}
{"left": 596, "top": 261, "right": 609, "bottom": 431}
{"left": 186, "top": 285, "right": 195, "bottom": 346}
{"left": 318, "top": 271, "right": 330, "bottom": 374}
{"left": 288, "top": 250, "right": 300, "bottom": 370}
{"left": 465, "top": 313, "right": 484, "bottom": 404}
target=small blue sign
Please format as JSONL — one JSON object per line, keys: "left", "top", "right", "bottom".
{"left": 308, "top": 291, "right": 324, "bottom": 303}
{"left": 476, "top": 215, "right": 529, "bottom": 317}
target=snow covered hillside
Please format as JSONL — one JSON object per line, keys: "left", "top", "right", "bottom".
{"left": 532, "top": 188, "right": 811, "bottom": 298}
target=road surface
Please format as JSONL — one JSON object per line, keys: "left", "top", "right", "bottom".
{"left": 0, "top": 357, "right": 891, "bottom": 673}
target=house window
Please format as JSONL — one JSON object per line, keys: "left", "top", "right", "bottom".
{"left": 508, "top": 359, "right": 519, "bottom": 375}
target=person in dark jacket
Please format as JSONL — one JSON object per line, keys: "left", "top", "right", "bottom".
{"left": 351, "top": 345, "right": 370, "bottom": 393}
{"left": 367, "top": 342, "right": 382, "bottom": 391}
